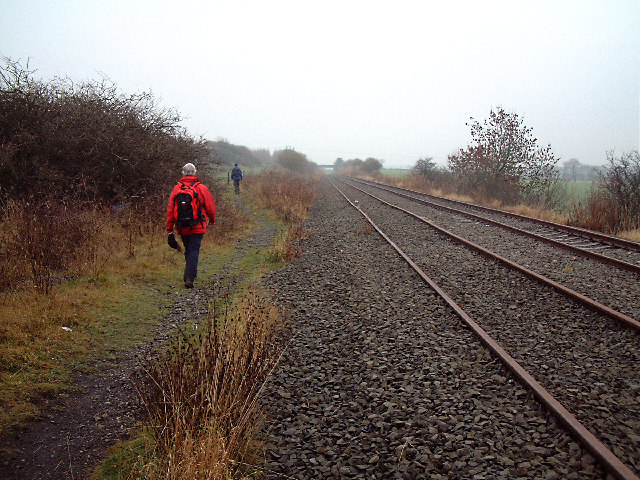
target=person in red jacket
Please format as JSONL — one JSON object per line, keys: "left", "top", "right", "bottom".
{"left": 166, "top": 162, "right": 217, "bottom": 288}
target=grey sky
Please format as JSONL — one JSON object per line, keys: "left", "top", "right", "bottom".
{"left": 1, "top": 0, "right": 638, "bottom": 168}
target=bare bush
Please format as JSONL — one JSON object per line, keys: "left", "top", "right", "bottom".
{"left": 570, "top": 150, "right": 640, "bottom": 233}
{"left": 599, "top": 150, "right": 640, "bottom": 230}
{"left": 0, "top": 57, "right": 215, "bottom": 292}
{"left": 0, "top": 57, "right": 206, "bottom": 206}
{"left": 411, "top": 157, "right": 455, "bottom": 192}
{"left": 134, "top": 292, "right": 283, "bottom": 479}
{"left": 448, "top": 107, "right": 562, "bottom": 207}
{"left": 361, "top": 157, "right": 383, "bottom": 173}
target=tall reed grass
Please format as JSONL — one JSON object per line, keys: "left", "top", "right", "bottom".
{"left": 131, "top": 292, "right": 283, "bottom": 480}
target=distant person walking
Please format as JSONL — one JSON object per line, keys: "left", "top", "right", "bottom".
{"left": 231, "top": 163, "right": 243, "bottom": 194}
{"left": 166, "top": 162, "right": 216, "bottom": 288}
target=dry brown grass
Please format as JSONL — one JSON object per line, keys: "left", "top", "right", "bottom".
{"left": 619, "top": 229, "right": 640, "bottom": 242}
{"left": 0, "top": 184, "right": 250, "bottom": 434}
{"left": 208, "top": 180, "right": 252, "bottom": 245}
{"left": 244, "top": 167, "right": 320, "bottom": 263}
{"left": 131, "top": 291, "right": 284, "bottom": 480}
{"left": 568, "top": 187, "right": 640, "bottom": 236}
{"left": 244, "top": 168, "right": 321, "bottom": 224}
{"left": 0, "top": 223, "right": 184, "bottom": 432}
{"left": 267, "top": 224, "right": 313, "bottom": 263}
{"left": 370, "top": 172, "right": 571, "bottom": 226}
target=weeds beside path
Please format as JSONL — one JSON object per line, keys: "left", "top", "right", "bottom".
{"left": 0, "top": 198, "right": 280, "bottom": 480}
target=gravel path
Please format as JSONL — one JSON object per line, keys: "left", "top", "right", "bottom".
{"left": 261, "top": 178, "right": 615, "bottom": 479}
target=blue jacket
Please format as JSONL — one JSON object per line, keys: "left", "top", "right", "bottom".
{"left": 231, "top": 166, "right": 243, "bottom": 180}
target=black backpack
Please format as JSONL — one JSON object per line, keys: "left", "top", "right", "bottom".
{"left": 174, "top": 181, "right": 204, "bottom": 229}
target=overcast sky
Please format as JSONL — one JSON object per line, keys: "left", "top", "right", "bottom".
{"left": 1, "top": 0, "right": 638, "bottom": 168}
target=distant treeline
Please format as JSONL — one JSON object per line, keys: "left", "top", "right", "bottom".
{"left": 206, "top": 140, "right": 319, "bottom": 175}
{"left": 206, "top": 139, "right": 274, "bottom": 167}
{"left": 0, "top": 57, "right": 316, "bottom": 206}
{"left": 558, "top": 159, "right": 602, "bottom": 182}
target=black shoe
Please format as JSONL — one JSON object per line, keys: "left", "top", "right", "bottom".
{"left": 185, "top": 279, "right": 194, "bottom": 288}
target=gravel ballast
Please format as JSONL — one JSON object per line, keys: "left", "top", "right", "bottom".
{"left": 345, "top": 178, "right": 640, "bottom": 321}
{"left": 262, "top": 177, "right": 617, "bottom": 479}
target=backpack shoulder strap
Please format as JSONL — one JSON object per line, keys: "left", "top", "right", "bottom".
{"left": 188, "top": 180, "right": 204, "bottom": 224}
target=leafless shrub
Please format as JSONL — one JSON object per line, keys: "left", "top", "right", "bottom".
{"left": 134, "top": 292, "right": 283, "bottom": 479}
{"left": 0, "top": 56, "right": 206, "bottom": 206}
{"left": 569, "top": 150, "right": 640, "bottom": 233}
{"left": 0, "top": 57, "right": 220, "bottom": 292}
{"left": 410, "top": 157, "right": 455, "bottom": 193}
{"left": 447, "top": 107, "right": 562, "bottom": 207}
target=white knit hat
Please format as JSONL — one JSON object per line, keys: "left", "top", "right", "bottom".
{"left": 182, "top": 163, "right": 196, "bottom": 175}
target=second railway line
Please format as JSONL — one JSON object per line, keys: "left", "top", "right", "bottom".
{"left": 349, "top": 177, "right": 640, "bottom": 269}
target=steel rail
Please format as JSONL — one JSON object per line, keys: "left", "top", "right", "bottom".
{"left": 345, "top": 177, "right": 640, "bottom": 275}
{"left": 349, "top": 176, "right": 640, "bottom": 254}
{"left": 328, "top": 178, "right": 640, "bottom": 480}
{"left": 339, "top": 178, "right": 640, "bottom": 332}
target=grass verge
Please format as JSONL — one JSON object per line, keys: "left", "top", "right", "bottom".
{"left": 0, "top": 179, "right": 251, "bottom": 438}
{"left": 0, "top": 235, "right": 176, "bottom": 433}
{"left": 90, "top": 168, "right": 320, "bottom": 479}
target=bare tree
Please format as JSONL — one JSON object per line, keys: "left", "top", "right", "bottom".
{"left": 362, "top": 157, "right": 383, "bottom": 173}
{"left": 275, "top": 148, "right": 315, "bottom": 173}
{"left": 562, "top": 158, "right": 581, "bottom": 182}
{"left": 448, "top": 107, "right": 562, "bottom": 206}
{"left": 412, "top": 157, "right": 437, "bottom": 176}
{"left": 599, "top": 150, "right": 640, "bottom": 230}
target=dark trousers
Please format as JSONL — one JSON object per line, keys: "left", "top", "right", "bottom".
{"left": 233, "top": 179, "right": 240, "bottom": 194}
{"left": 180, "top": 234, "right": 203, "bottom": 282}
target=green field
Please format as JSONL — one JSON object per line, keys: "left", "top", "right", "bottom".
{"left": 380, "top": 168, "right": 411, "bottom": 177}
{"left": 564, "top": 181, "right": 593, "bottom": 202}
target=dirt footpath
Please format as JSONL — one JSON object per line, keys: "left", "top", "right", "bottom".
{"left": 0, "top": 210, "right": 277, "bottom": 480}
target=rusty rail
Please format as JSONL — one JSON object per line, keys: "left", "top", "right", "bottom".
{"left": 329, "top": 178, "right": 640, "bottom": 480}
{"left": 340, "top": 178, "right": 640, "bottom": 331}
{"left": 347, "top": 177, "right": 640, "bottom": 275}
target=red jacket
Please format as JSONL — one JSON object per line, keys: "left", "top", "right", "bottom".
{"left": 166, "top": 175, "right": 217, "bottom": 235}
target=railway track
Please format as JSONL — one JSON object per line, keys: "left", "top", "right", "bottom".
{"left": 328, "top": 177, "right": 640, "bottom": 479}
{"left": 262, "top": 178, "right": 639, "bottom": 479}
{"left": 347, "top": 176, "right": 640, "bottom": 272}
{"left": 339, "top": 176, "right": 640, "bottom": 325}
